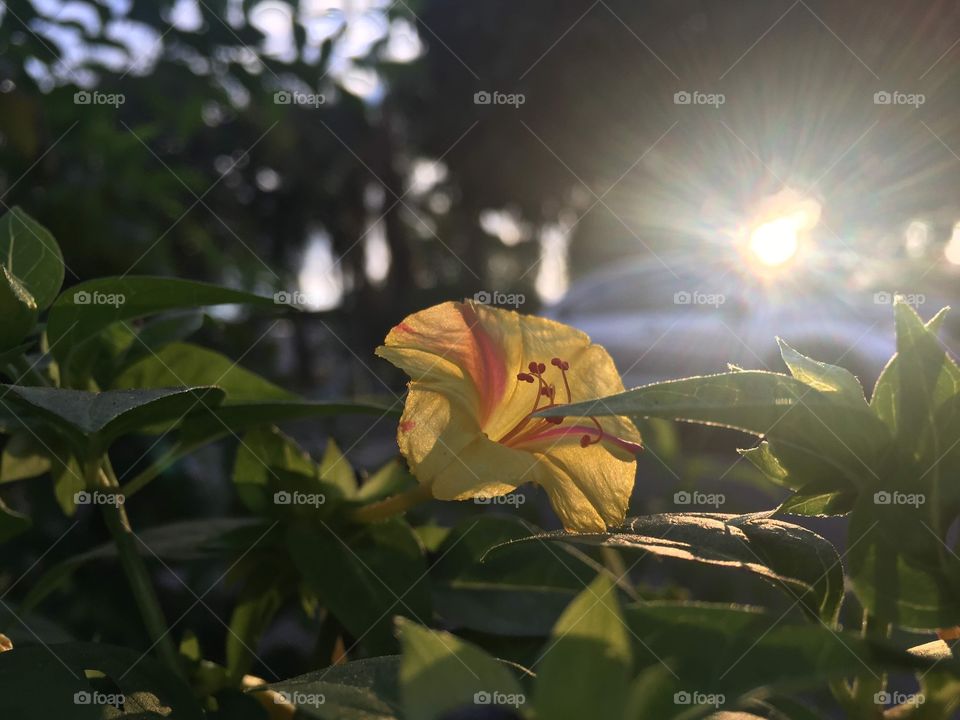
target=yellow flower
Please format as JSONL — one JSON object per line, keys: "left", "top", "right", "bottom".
{"left": 375, "top": 301, "right": 641, "bottom": 532}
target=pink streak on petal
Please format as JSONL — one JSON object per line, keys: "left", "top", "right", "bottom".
{"left": 458, "top": 303, "right": 507, "bottom": 426}
{"left": 400, "top": 420, "right": 416, "bottom": 433}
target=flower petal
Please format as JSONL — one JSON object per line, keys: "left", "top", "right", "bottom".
{"left": 397, "top": 386, "right": 531, "bottom": 499}
{"left": 377, "top": 301, "right": 519, "bottom": 428}
{"left": 534, "top": 442, "right": 637, "bottom": 531}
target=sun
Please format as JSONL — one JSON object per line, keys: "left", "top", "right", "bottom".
{"left": 749, "top": 216, "right": 801, "bottom": 267}
{"left": 744, "top": 189, "right": 822, "bottom": 270}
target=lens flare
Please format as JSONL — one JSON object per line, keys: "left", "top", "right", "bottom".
{"left": 750, "top": 217, "right": 801, "bottom": 266}
{"left": 744, "top": 190, "right": 821, "bottom": 270}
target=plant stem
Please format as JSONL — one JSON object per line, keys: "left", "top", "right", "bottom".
{"left": 851, "top": 611, "right": 888, "bottom": 719}
{"left": 350, "top": 484, "right": 433, "bottom": 524}
{"left": 89, "top": 457, "right": 185, "bottom": 681}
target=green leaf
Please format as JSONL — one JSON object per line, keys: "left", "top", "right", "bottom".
{"left": 398, "top": 618, "right": 525, "bottom": 720}
{"left": 114, "top": 342, "right": 295, "bottom": 402}
{"left": 50, "top": 446, "right": 84, "bottom": 516}
{"left": 119, "top": 311, "right": 207, "bottom": 367}
{"left": 46, "top": 277, "right": 277, "bottom": 364}
{"left": 534, "top": 574, "right": 632, "bottom": 720}
{"left": 226, "top": 586, "right": 283, "bottom": 684}
{"left": 0, "top": 264, "right": 38, "bottom": 351}
{"left": 0, "top": 431, "right": 51, "bottom": 482}
{"left": 0, "top": 495, "right": 30, "bottom": 543}
{"left": 492, "top": 513, "right": 844, "bottom": 622}
{"left": 254, "top": 656, "right": 402, "bottom": 720}
{"left": 0, "top": 384, "right": 226, "bottom": 450}
{"left": 289, "top": 520, "right": 431, "bottom": 656}
{"left": 433, "top": 515, "right": 601, "bottom": 636}
{"left": 847, "top": 490, "right": 960, "bottom": 630}
{"left": 777, "top": 338, "right": 866, "bottom": 404}
{"left": 0, "top": 206, "right": 64, "bottom": 310}
{"left": 622, "top": 602, "right": 946, "bottom": 707}
{"left": 739, "top": 442, "right": 788, "bottom": 487}
{"left": 233, "top": 427, "right": 335, "bottom": 514}
{"left": 846, "top": 304, "right": 960, "bottom": 629}
{"left": 544, "top": 370, "right": 889, "bottom": 490}
{"left": 18, "top": 518, "right": 260, "bottom": 614}
{"left": 777, "top": 484, "right": 855, "bottom": 516}
{"left": 58, "top": 321, "right": 137, "bottom": 390}
{"left": 893, "top": 302, "right": 959, "bottom": 465}
{"left": 356, "top": 458, "right": 417, "bottom": 503}
{"left": 870, "top": 305, "right": 957, "bottom": 440}
{"left": 178, "top": 399, "right": 396, "bottom": 446}
{"left": 0, "top": 642, "right": 203, "bottom": 719}
{"left": 319, "top": 438, "right": 358, "bottom": 497}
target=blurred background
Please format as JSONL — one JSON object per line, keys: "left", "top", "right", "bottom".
{"left": 4, "top": 0, "right": 960, "bottom": 684}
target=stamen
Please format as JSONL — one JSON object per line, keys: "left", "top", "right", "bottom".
{"left": 501, "top": 356, "right": 635, "bottom": 452}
